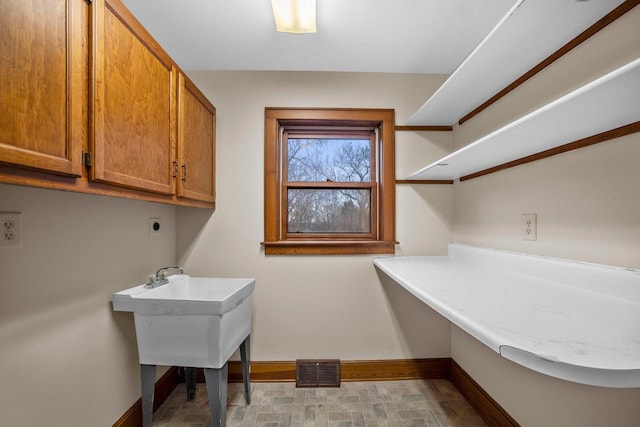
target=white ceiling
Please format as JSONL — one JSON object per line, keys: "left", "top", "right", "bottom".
{"left": 120, "top": 0, "right": 517, "bottom": 74}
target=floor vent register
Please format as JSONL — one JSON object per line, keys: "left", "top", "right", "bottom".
{"left": 295, "top": 359, "right": 341, "bottom": 388}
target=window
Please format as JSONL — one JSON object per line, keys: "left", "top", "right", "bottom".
{"left": 263, "top": 108, "right": 396, "bottom": 255}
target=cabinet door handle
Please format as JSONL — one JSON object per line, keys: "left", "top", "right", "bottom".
{"left": 182, "top": 164, "right": 187, "bottom": 182}
{"left": 172, "top": 161, "right": 178, "bottom": 178}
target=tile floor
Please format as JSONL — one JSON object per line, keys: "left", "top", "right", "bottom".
{"left": 152, "top": 379, "right": 488, "bottom": 427}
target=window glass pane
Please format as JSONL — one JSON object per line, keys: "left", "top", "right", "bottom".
{"left": 287, "top": 138, "right": 370, "bottom": 182}
{"left": 287, "top": 189, "right": 371, "bottom": 233}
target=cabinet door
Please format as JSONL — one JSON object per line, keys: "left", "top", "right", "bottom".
{"left": 0, "top": 0, "right": 83, "bottom": 176}
{"left": 176, "top": 74, "right": 216, "bottom": 204}
{"left": 90, "top": 0, "right": 175, "bottom": 194}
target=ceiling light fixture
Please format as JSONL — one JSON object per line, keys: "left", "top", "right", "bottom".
{"left": 271, "top": 0, "right": 316, "bottom": 33}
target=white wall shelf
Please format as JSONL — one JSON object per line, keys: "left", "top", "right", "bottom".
{"left": 406, "top": 57, "right": 640, "bottom": 181}
{"left": 374, "top": 244, "right": 640, "bottom": 388}
{"left": 407, "top": 0, "right": 627, "bottom": 126}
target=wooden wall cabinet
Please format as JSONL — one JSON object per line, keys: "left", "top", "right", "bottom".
{"left": 0, "top": 0, "right": 216, "bottom": 208}
{"left": 176, "top": 74, "right": 216, "bottom": 204}
{"left": 90, "top": 0, "right": 176, "bottom": 195}
{"left": 0, "top": 0, "right": 84, "bottom": 177}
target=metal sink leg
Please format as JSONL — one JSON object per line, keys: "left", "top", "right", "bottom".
{"left": 205, "top": 363, "right": 228, "bottom": 427}
{"left": 141, "top": 364, "right": 156, "bottom": 427}
{"left": 185, "top": 367, "right": 196, "bottom": 400}
{"left": 240, "top": 335, "right": 251, "bottom": 404}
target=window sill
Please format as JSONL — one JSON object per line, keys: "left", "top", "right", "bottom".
{"left": 262, "top": 240, "right": 396, "bottom": 255}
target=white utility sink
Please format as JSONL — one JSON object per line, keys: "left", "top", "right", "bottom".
{"left": 113, "top": 274, "right": 255, "bottom": 427}
{"left": 113, "top": 274, "right": 254, "bottom": 368}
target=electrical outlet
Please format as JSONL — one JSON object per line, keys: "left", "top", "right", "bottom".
{"left": 1, "top": 212, "right": 21, "bottom": 247}
{"left": 149, "top": 218, "right": 162, "bottom": 236}
{"left": 523, "top": 213, "right": 537, "bottom": 241}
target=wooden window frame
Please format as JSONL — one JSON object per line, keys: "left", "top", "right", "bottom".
{"left": 263, "top": 108, "right": 396, "bottom": 255}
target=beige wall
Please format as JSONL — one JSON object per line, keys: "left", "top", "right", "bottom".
{"left": 453, "top": 133, "right": 640, "bottom": 268}
{"left": 178, "top": 71, "right": 454, "bottom": 361}
{"left": 0, "top": 184, "right": 176, "bottom": 426}
{"left": 450, "top": 7, "right": 640, "bottom": 427}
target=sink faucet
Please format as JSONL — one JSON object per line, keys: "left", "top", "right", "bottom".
{"left": 145, "top": 266, "right": 184, "bottom": 288}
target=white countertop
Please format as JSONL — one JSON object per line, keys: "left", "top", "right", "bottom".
{"left": 373, "top": 244, "right": 640, "bottom": 388}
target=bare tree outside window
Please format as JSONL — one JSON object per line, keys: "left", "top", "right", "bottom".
{"left": 287, "top": 138, "right": 371, "bottom": 234}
